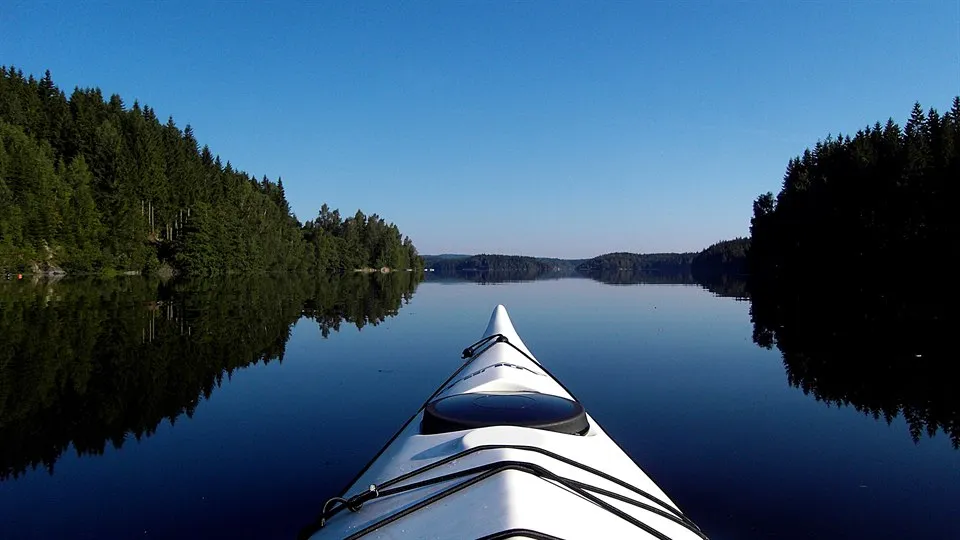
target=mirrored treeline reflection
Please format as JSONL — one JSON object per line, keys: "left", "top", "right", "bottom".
{"left": 0, "top": 272, "right": 421, "bottom": 480}
{"left": 431, "top": 270, "right": 954, "bottom": 447}
{"left": 0, "top": 268, "right": 952, "bottom": 486}
{"left": 425, "top": 269, "right": 568, "bottom": 284}
{"left": 748, "top": 276, "right": 955, "bottom": 447}
{"left": 581, "top": 269, "right": 697, "bottom": 286}
{"left": 694, "top": 274, "right": 750, "bottom": 300}
{"left": 428, "top": 265, "right": 743, "bottom": 291}
{"left": 427, "top": 268, "right": 701, "bottom": 286}
{"left": 426, "top": 267, "right": 580, "bottom": 283}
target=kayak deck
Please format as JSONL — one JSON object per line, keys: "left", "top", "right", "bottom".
{"left": 304, "top": 305, "right": 706, "bottom": 540}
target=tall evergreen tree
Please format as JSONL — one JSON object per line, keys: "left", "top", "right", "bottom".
{"left": 60, "top": 155, "right": 102, "bottom": 269}
{"left": 0, "top": 68, "right": 423, "bottom": 275}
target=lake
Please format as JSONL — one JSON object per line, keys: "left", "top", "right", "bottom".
{"left": 0, "top": 274, "right": 956, "bottom": 539}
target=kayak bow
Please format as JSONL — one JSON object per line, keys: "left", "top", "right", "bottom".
{"left": 303, "top": 305, "right": 706, "bottom": 540}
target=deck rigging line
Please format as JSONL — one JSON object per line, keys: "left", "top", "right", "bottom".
{"left": 299, "top": 335, "right": 708, "bottom": 540}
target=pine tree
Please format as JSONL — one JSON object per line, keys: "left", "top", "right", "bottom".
{"left": 0, "top": 68, "right": 426, "bottom": 275}
{"left": 61, "top": 155, "right": 103, "bottom": 269}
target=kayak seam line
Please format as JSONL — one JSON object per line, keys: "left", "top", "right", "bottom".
{"left": 443, "top": 362, "right": 545, "bottom": 391}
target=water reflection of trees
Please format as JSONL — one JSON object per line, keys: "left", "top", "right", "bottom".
{"left": 692, "top": 273, "right": 749, "bottom": 299}
{"left": 0, "top": 273, "right": 420, "bottom": 480}
{"left": 749, "top": 277, "right": 954, "bottom": 447}
{"left": 302, "top": 274, "right": 418, "bottom": 337}
{"left": 580, "top": 269, "right": 697, "bottom": 286}
{"left": 428, "top": 267, "right": 576, "bottom": 283}
{"left": 428, "top": 267, "right": 753, "bottom": 295}
{"left": 431, "top": 269, "right": 703, "bottom": 286}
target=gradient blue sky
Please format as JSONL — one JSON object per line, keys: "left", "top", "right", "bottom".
{"left": 3, "top": 1, "right": 958, "bottom": 257}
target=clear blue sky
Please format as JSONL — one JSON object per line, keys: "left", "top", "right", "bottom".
{"left": 3, "top": 1, "right": 958, "bottom": 257}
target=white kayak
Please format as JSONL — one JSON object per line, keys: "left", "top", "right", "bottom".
{"left": 302, "top": 305, "right": 707, "bottom": 540}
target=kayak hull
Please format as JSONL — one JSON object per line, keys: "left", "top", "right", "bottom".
{"left": 308, "top": 305, "right": 703, "bottom": 540}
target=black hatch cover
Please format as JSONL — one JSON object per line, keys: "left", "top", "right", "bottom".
{"left": 421, "top": 392, "right": 589, "bottom": 435}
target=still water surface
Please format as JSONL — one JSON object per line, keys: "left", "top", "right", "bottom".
{"left": 0, "top": 275, "right": 956, "bottom": 539}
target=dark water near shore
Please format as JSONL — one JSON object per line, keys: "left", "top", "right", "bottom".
{"left": 0, "top": 274, "right": 956, "bottom": 539}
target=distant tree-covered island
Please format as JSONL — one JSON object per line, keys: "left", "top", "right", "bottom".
{"left": 428, "top": 254, "right": 553, "bottom": 275}
{"left": 0, "top": 67, "right": 423, "bottom": 275}
{"left": 576, "top": 252, "right": 694, "bottom": 274}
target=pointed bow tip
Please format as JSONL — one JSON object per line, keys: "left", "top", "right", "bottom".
{"left": 485, "top": 304, "right": 516, "bottom": 338}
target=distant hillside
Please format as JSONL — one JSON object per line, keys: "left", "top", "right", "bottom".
{"left": 687, "top": 238, "right": 751, "bottom": 299}
{"left": 425, "top": 254, "right": 584, "bottom": 267}
{"left": 423, "top": 253, "right": 471, "bottom": 261}
{"left": 576, "top": 252, "right": 696, "bottom": 274}
{"left": 536, "top": 257, "right": 587, "bottom": 272}
{"left": 691, "top": 238, "right": 750, "bottom": 278}
{"left": 430, "top": 254, "right": 551, "bottom": 274}
{"left": 425, "top": 249, "right": 752, "bottom": 287}
{"left": 421, "top": 254, "right": 468, "bottom": 268}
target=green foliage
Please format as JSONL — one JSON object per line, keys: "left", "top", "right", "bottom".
{"left": 691, "top": 238, "right": 750, "bottom": 279}
{"left": 60, "top": 156, "right": 103, "bottom": 270}
{"left": 430, "top": 254, "right": 552, "bottom": 275}
{"left": 0, "top": 66, "right": 423, "bottom": 275}
{"left": 577, "top": 252, "right": 695, "bottom": 274}
{"left": 0, "top": 120, "right": 61, "bottom": 269}
{"left": 0, "top": 272, "right": 421, "bottom": 479}
{"left": 302, "top": 204, "right": 423, "bottom": 274}
{"left": 573, "top": 252, "right": 694, "bottom": 284}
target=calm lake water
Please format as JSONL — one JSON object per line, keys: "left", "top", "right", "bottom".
{"left": 0, "top": 274, "right": 956, "bottom": 539}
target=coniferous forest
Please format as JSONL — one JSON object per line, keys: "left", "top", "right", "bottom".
{"left": 746, "top": 98, "right": 958, "bottom": 447}
{"left": 748, "top": 98, "right": 956, "bottom": 281}
{"left": 429, "top": 254, "right": 554, "bottom": 275}
{"left": 691, "top": 238, "right": 749, "bottom": 279}
{"left": 747, "top": 98, "right": 957, "bottom": 325}
{"left": 0, "top": 67, "right": 423, "bottom": 275}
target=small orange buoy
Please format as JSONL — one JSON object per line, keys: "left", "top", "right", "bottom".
{"left": 17, "top": 273, "right": 23, "bottom": 280}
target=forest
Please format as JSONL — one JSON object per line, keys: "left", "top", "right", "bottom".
{"left": 0, "top": 67, "right": 422, "bottom": 275}
{"left": 428, "top": 254, "right": 555, "bottom": 276}
{"left": 576, "top": 252, "right": 695, "bottom": 275}
{"left": 748, "top": 98, "right": 956, "bottom": 281}
{"left": 690, "top": 238, "right": 749, "bottom": 279}
{"left": 746, "top": 98, "right": 957, "bottom": 446}
{"left": 0, "top": 272, "right": 421, "bottom": 479}
{"left": 420, "top": 97, "right": 959, "bottom": 444}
